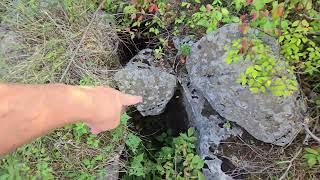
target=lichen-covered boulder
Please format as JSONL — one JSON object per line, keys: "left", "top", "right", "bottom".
{"left": 114, "top": 49, "right": 177, "bottom": 116}
{"left": 181, "top": 77, "right": 241, "bottom": 180}
{"left": 186, "top": 24, "right": 306, "bottom": 146}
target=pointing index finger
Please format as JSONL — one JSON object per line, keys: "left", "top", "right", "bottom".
{"left": 120, "top": 93, "right": 143, "bottom": 106}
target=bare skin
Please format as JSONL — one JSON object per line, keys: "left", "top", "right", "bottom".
{"left": 0, "top": 83, "right": 142, "bottom": 156}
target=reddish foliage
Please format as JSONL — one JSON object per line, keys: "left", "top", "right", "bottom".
{"left": 240, "top": 22, "right": 248, "bottom": 34}
{"left": 246, "top": 0, "right": 253, "bottom": 5}
{"left": 251, "top": 12, "right": 257, "bottom": 21}
{"left": 277, "top": 5, "right": 283, "bottom": 17}
{"left": 148, "top": 4, "right": 159, "bottom": 13}
{"left": 137, "top": 15, "right": 143, "bottom": 22}
{"left": 240, "top": 14, "right": 247, "bottom": 22}
{"left": 240, "top": 38, "right": 248, "bottom": 54}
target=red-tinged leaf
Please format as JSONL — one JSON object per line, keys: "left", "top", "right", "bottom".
{"left": 240, "top": 23, "right": 248, "bottom": 34}
{"left": 246, "top": 0, "right": 253, "bottom": 5}
{"left": 251, "top": 12, "right": 257, "bottom": 21}
{"left": 277, "top": 5, "right": 283, "bottom": 17}
{"left": 240, "top": 14, "right": 247, "bottom": 22}
{"left": 148, "top": 4, "right": 158, "bottom": 13}
{"left": 240, "top": 38, "right": 248, "bottom": 54}
{"left": 206, "top": 4, "right": 213, "bottom": 12}
{"left": 124, "top": 27, "right": 131, "bottom": 32}
{"left": 132, "top": 29, "right": 138, "bottom": 32}
{"left": 137, "top": 15, "right": 143, "bottom": 22}
{"left": 154, "top": 5, "right": 159, "bottom": 12}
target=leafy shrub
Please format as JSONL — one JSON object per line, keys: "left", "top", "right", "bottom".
{"left": 224, "top": 0, "right": 320, "bottom": 96}
{"left": 124, "top": 128, "right": 205, "bottom": 179}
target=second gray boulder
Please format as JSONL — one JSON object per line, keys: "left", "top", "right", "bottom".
{"left": 186, "top": 24, "right": 306, "bottom": 146}
{"left": 114, "top": 49, "right": 177, "bottom": 116}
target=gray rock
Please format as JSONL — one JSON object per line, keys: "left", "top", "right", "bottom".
{"left": 114, "top": 49, "right": 177, "bottom": 116}
{"left": 186, "top": 23, "right": 306, "bottom": 146}
{"left": 180, "top": 77, "right": 241, "bottom": 180}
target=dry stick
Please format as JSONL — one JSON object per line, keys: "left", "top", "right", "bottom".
{"left": 303, "top": 123, "right": 320, "bottom": 144}
{"left": 278, "top": 148, "right": 302, "bottom": 180}
{"left": 59, "top": 0, "right": 105, "bottom": 82}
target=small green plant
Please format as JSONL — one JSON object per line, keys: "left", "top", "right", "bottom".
{"left": 225, "top": 37, "right": 298, "bottom": 96}
{"left": 179, "top": 44, "right": 192, "bottom": 56}
{"left": 124, "top": 128, "right": 205, "bottom": 179}
{"left": 303, "top": 147, "right": 320, "bottom": 167}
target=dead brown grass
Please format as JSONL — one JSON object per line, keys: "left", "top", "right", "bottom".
{"left": 0, "top": 0, "right": 120, "bottom": 86}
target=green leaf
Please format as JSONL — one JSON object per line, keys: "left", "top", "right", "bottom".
{"left": 120, "top": 113, "right": 130, "bottom": 125}
{"left": 253, "top": 0, "right": 266, "bottom": 10}
{"left": 279, "top": 36, "right": 285, "bottom": 42}
{"left": 199, "top": 5, "right": 206, "bottom": 12}
{"left": 301, "top": 20, "right": 309, "bottom": 27}
{"left": 250, "top": 87, "right": 259, "bottom": 93}
{"left": 305, "top": 148, "right": 319, "bottom": 155}
{"left": 292, "top": 20, "right": 300, "bottom": 27}
{"left": 188, "top": 128, "right": 195, "bottom": 137}
{"left": 125, "top": 133, "right": 142, "bottom": 153}
{"left": 307, "top": 157, "right": 317, "bottom": 167}
{"left": 221, "top": 8, "right": 229, "bottom": 16}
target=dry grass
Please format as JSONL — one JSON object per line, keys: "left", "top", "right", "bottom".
{"left": 218, "top": 124, "right": 320, "bottom": 179}
{"left": 0, "top": 1, "right": 126, "bottom": 179}
{"left": 0, "top": 0, "right": 120, "bottom": 85}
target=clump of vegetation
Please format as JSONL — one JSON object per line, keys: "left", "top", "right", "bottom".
{"left": 303, "top": 147, "right": 320, "bottom": 167}
{"left": 225, "top": 0, "right": 319, "bottom": 96}
{"left": 0, "top": 0, "right": 319, "bottom": 179}
{"left": 124, "top": 128, "right": 205, "bottom": 179}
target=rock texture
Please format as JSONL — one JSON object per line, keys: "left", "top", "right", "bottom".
{"left": 186, "top": 23, "right": 306, "bottom": 146}
{"left": 114, "top": 49, "right": 177, "bottom": 116}
{"left": 180, "top": 76, "right": 241, "bottom": 180}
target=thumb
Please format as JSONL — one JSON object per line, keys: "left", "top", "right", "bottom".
{"left": 120, "top": 93, "right": 143, "bottom": 106}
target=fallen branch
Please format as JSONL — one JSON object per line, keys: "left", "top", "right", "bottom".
{"left": 302, "top": 123, "right": 320, "bottom": 144}
{"left": 278, "top": 148, "right": 302, "bottom": 180}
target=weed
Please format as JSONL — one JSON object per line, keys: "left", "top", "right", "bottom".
{"left": 124, "top": 128, "right": 205, "bottom": 179}
{"left": 303, "top": 147, "right": 320, "bottom": 167}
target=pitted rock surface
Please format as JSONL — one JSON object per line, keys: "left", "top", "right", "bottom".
{"left": 180, "top": 76, "right": 241, "bottom": 180}
{"left": 186, "top": 23, "right": 306, "bottom": 146}
{"left": 114, "top": 49, "right": 177, "bottom": 116}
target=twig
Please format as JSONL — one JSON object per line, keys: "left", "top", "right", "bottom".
{"left": 302, "top": 123, "right": 320, "bottom": 144}
{"left": 59, "top": 0, "right": 105, "bottom": 82}
{"left": 278, "top": 148, "right": 302, "bottom": 180}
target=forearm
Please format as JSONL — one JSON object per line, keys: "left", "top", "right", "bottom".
{"left": 0, "top": 83, "right": 83, "bottom": 156}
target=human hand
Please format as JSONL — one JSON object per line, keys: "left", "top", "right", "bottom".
{"left": 70, "top": 87, "right": 142, "bottom": 134}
